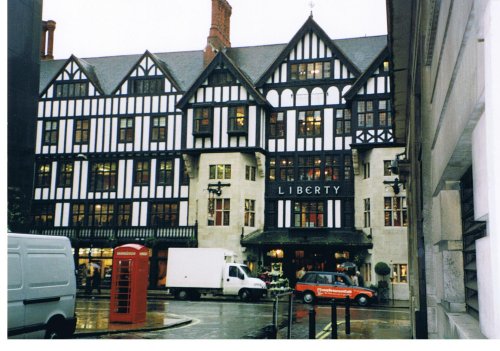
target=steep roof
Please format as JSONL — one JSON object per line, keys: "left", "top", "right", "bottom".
{"left": 39, "top": 36, "right": 388, "bottom": 95}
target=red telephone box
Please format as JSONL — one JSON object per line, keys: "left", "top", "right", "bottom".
{"left": 109, "top": 244, "right": 149, "bottom": 323}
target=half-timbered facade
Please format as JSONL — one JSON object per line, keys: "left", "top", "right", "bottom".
{"left": 33, "top": 0, "right": 408, "bottom": 296}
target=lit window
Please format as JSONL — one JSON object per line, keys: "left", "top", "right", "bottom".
{"left": 57, "top": 161, "right": 73, "bottom": 187}
{"left": 293, "top": 201, "right": 324, "bottom": 228}
{"left": 74, "top": 119, "right": 90, "bottom": 145}
{"left": 193, "top": 107, "right": 212, "bottom": 135}
{"left": 157, "top": 160, "right": 173, "bottom": 185}
{"left": 151, "top": 116, "right": 167, "bottom": 142}
{"left": 35, "top": 162, "right": 52, "bottom": 188}
{"left": 119, "top": 118, "right": 134, "bottom": 143}
{"left": 89, "top": 203, "right": 114, "bottom": 227}
{"left": 209, "top": 164, "right": 231, "bottom": 180}
{"left": 269, "top": 112, "right": 285, "bottom": 138}
{"left": 392, "top": 264, "right": 408, "bottom": 283}
{"left": 384, "top": 197, "right": 408, "bottom": 227}
{"left": 43, "top": 121, "right": 59, "bottom": 145}
{"left": 298, "top": 110, "right": 322, "bottom": 137}
{"left": 228, "top": 106, "right": 247, "bottom": 134}
{"left": 244, "top": 199, "right": 255, "bottom": 227}
{"left": 245, "top": 165, "right": 256, "bottom": 181}
{"left": 134, "top": 160, "right": 150, "bottom": 185}
{"left": 150, "top": 202, "right": 178, "bottom": 227}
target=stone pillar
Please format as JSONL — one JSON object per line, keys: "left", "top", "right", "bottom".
{"left": 435, "top": 182, "right": 466, "bottom": 313}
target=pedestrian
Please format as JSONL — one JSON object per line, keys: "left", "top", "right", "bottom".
{"left": 92, "top": 267, "right": 102, "bottom": 294}
{"left": 351, "top": 272, "right": 359, "bottom": 286}
{"left": 85, "top": 268, "right": 92, "bottom": 294}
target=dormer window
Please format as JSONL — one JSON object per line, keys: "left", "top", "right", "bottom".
{"left": 129, "top": 77, "right": 164, "bottom": 95}
{"left": 228, "top": 106, "right": 247, "bottom": 134}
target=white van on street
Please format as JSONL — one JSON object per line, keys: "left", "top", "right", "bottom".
{"left": 7, "top": 233, "right": 77, "bottom": 338}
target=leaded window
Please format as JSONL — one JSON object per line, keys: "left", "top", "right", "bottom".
{"left": 134, "top": 160, "right": 150, "bottom": 186}
{"left": 119, "top": 118, "right": 134, "bottom": 143}
{"left": 208, "top": 198, "right": 230, "bottom": 226}
{"left": 228, "top": 106, "right": 247, "bottom": 134}
{"left": 244, "top": 199, "right": 255, "bottom": 227}
{"left": 32, "top": 202, "right": 54, "bottom": 227}
{"left": 150, "top": 202, "right": 178, "bottom": 227}
{"left": 384, "top": 197, "right": 408, "bottom": 227}
{"left": 74, "top": 119, "right": 90, "bottom": 145}
{"left": 298, "top": 110, "right": 322, "bottom": 137}
{"left": 90, "top": 161, "right": 117, "bottom": 191}
{"left": 35, "top": 162, "right": 52, "bottom": 188}
{"left": 43, "top": 120, "right": 59, "bottom": 145}
{"left": 209, "top": 164, "right": 231, "bottom": 180}
{"left": 151, "top": 116, "right": 167, "bottom": 142}
{"left": 57, "top": 161, "right": 74, "bottom": 187}
{"left": 298, "top": 156, "right": 322, "bottom": 181}
{"left": 193, "top": 107, "right": 212, "bottom": 135}
{"left": 117, "top": 203, "right": 132, "bottom": 227}
{"left": 129, "top": 77, "right": 164, "bottom": 94}
{"left": 157, "top": 159, "right": 174, "bottom": 185}
{"left": 89, "top": 203, "right": 114, "bottom": 227}
{"left": 269, "top": 112, "right": 285, "bottom": 138}
{"left": 293, "top": 201, "right": 324, "bottom": 228}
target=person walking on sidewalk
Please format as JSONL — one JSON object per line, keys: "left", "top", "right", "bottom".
{"left": 92, "top": 267, "right": 102, "bottom": 294}
{"left": 85, "top": 268, "right": 92, "bottom": 294}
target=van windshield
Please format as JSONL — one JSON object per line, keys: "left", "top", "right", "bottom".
{"left": 239, "top": 265, "right": 255, "bottom": 278}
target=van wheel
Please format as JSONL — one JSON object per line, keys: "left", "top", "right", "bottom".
{"left": 45, "top": 319, "right": 65, "bottom": 339}
{"left": 176, "top": 289, "right": 189, "bottom": 300}
{"left": 356, "top": 294, "right": 369, "bottom": 306}
{"left": 239, "top": 289, "right": 251, "bottom": 302}
{"left": 303, "top": 291, "right": 315, "bottom": 304}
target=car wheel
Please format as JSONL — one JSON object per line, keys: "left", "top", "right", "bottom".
{"left": 239, "top": 289, "right": 251, "bottom": 302}
{"left": 303, "top": 291, "right": 315, "bottom": 304}
{"left": 45, "top": 319, "right": 65, "bottom": 339}
{"left": 356, "top": 294, "right": 369, "bottom": 306}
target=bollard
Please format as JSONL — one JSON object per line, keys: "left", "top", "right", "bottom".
{"left": 345, "top": 295, "right": 351, "bottom": 335}
{"left": 308, "top": 306, "right": 316, "bottom": 339}
{"left": 331, "top": 299, "right": 338, "bottom": 339}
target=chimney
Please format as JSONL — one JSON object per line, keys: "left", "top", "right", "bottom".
{"left": 204, "top": 0, "right": 232, "bottom": 66}
{"left": 41, "top": 20, "right": 56, "bottom": 60}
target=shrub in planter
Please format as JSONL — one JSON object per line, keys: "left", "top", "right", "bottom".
{"left": 374, "top": 262, "right": 391, "bottom": 276}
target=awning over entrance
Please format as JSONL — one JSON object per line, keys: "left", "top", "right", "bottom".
{"left": 241, "top": 229, "right": 373, "bottom": 248}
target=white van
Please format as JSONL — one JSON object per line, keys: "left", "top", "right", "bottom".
{"left": 8, "top": 233, "right": 77, "bottom": 339}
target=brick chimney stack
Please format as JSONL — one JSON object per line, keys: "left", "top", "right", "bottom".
{"left": 41, "top": 20, "right": 56, "bottom": 60}
{"left": 204, "top": 0, "right": 232, "bottom": 66}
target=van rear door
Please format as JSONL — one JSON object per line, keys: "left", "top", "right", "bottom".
{"left": 7, "top": 239, "right": 25, "bottom": 334}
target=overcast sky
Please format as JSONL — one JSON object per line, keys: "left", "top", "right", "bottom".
{"left": 42, "top": 0, "right": 388, "bottom": 59}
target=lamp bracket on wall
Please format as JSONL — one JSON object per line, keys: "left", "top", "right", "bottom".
{"left": 383, "top": 178, "right": 401, "bottom": 195}
{"left": 207, "top": 181, "right": 231, "bottom": 197}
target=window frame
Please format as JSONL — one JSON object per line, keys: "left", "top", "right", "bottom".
{"left": 228, "top": 105, "right": 248, "bottom": 135}
{"left": 89, "top": 161, "right": 118, "bottom": 192}
{"left": 208, "top": 198, "right": 231, "bottom": 226}
{"left": 134, "top": 160, "right": 150, "bottom": 186}
{"left": 150, "top": 202, "right": 178, "bottom": 227}
{"left": 54, "top": 81, "right": 88, "bottom": 98}
{"left": 32, "top": 202, "right": 54, "bottom": 228}
{"left": 43, "top": 120, "right": 59, "bottom": 146}
{"left": 151, "top": 116, "right": 167, "bottom": 142}
{"left": 128, "top": 77, "right": 165, "bottom": 95}
{"left": 289, "top": 60, "right": 331, "bottom": 81}
{"left": 157, "top": 159, "right": 174, "bottom": 186}
{"left": 244, "top": 199, "right": 256, "bottom": 227}
{"left": 118, "top": 117, "right": 134, "bottom": 143}
{"left": 74, "top": 119, "right": 90, "bottom": 145}
{"left": 193, "top": 107, "right": 212, "bottom": 136}
{"left": 88, "top": 202, "right": 115, "bottom": 227}
{"left": 269, "top": 112, "right": 286, "bottom": 139}
{"left": 57, "top": 161, "right": 74, "bottom": 188}
{"left": 384, "top": 196, "right": 408, "bottom": 227}
{"left": 364, "top": 198, "right": 371, "bottom": 228}
{"left": 293, "top": 201, "right": 325, "bottom": 228}
{"left": 209, "top": 164, "right": 231, "bottom": 180}
{"left": 297, "top": 110, "right": 322, "bottom": 137}
{"left": 35, "top": 162, "right": 52, "bottom": 188}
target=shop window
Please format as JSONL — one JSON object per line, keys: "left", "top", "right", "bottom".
{"left": 293, "top": 201, "right": 324, "bottom": 228}
{"left": 384, "top": 196, "right": 408, "bottom": 227}
{"left": 392, "top": 264, "right": 408, "bottom": 283}
{"left": 208, "top": 198, "right": 230, "bottom": 226}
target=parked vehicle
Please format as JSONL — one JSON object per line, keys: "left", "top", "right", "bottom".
{"left": 294, "top": 271, "right": 376, "bottom": 306}
{"left": 8, "top": 233, "right": 77, "bottom": 338}
{"left": 166, "top": 248, "right": 267, "bottom": 301}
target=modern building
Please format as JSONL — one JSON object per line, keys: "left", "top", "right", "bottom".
{"left": 32, "top": 0, "right": 408, "bottom": 297}
{"left": 388, "top": 0, "right": 500, "bottom": 339}
{"left": 7, "top": 0, "right": 43, "bottom": 232}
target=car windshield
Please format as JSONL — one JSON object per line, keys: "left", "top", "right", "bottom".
{"left": 240, "top": 265, "right": 255, "bottom": 278}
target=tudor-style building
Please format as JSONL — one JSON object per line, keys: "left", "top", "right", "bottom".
{"left": 32, "top": 0, "right": 408, "bottom": 298}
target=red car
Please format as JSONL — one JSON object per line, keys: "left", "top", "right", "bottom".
{"left": 294, "top": 271, "right": 376, "bottom": 306}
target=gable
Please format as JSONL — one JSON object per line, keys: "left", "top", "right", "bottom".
{"left": 256, "top": 16, "right": 360, "bottom": 86}
{"left": 113, "top": 52, "right": 180, "bottom": 95}
{"left": 40, "top": 56, "right": 103, "bottom": 99}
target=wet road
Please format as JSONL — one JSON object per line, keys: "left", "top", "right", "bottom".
{"left": 76, "top": 298, "right": 411, "bottom": 339}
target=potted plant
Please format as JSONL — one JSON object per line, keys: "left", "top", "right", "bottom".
{"left": 374, "top": 262, "right": 391, "bottom": 301}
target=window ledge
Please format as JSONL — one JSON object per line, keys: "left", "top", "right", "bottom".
{"left": 443, "top": 308, "right": 486, "bottom": 339}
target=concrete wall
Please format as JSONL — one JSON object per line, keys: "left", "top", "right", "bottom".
{"left": 354, "top": 147, "right": 409, "bottom": 300}
{"left": 419, "top": 0, "right": 499, "bottom": 339}
{"left": 188, "top": 152, "right": 265, "bottom": 260}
